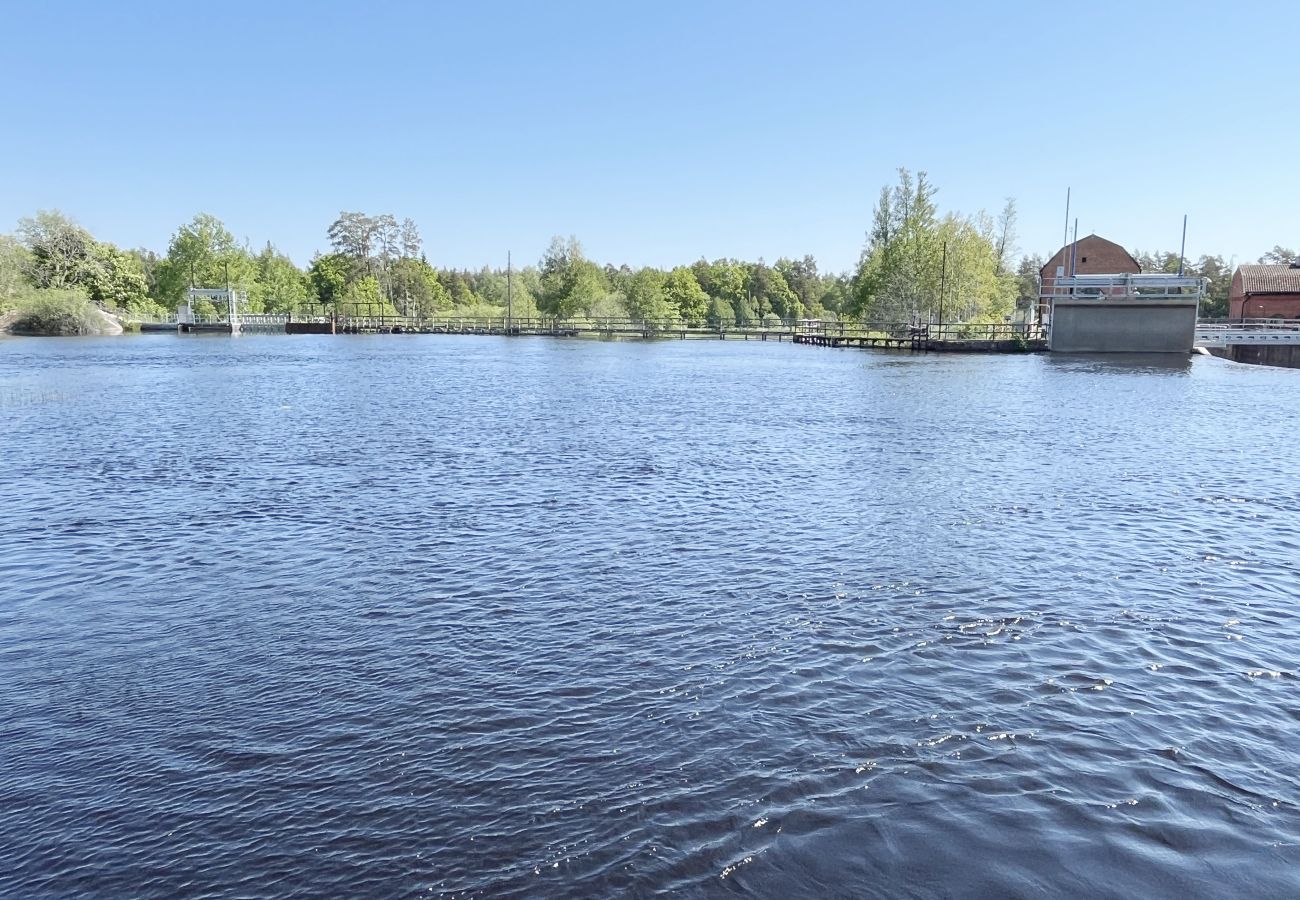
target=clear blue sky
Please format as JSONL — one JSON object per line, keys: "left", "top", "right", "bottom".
{"left": 1, "top": 0, "right": 1294, "bottom": 272}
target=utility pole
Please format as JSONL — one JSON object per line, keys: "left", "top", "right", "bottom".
{"left": 938, "top": 241, "right": 947, "bottom": 336}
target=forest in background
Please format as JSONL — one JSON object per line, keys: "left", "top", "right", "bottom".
{"left": 2, "top": 169, "right": 1292, "bottom": 328}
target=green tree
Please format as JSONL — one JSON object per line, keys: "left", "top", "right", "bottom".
{"left": 0, "top": 235, "right": 33, "bottom": 308}
{"left": 253, "top": 244, "right": 311, "bottom": 314}
{"left": 17, "top": 210, "right": 96, "bottom": 289}
{"left": 83, "top": 243, "right": 149, "bottom": 310}
{"left": 852, "top": 168, "right": 940, "bottom": 322}
{"left": 539, "top": 236, "right": 605, "bottom": 318}
{"left": 1015, "top": 254, "right": 1044, "bottom": 320}
{"left": 437, "top": 270, "right": 481, "bottom": 306}
{"left": 392, "top": 256, "right": 452, "bottom": 317}
{"left": 692, "top": 259, "right": 748, "bottom": 310}
{"left": 155, "top": 214, "right": 256, "bottom": 307}
{"left": 128, "top": 248, "right": 164, "bottom": 303}
{"left": 1259, "top": 246, "right": 1298, "bottom": 265}
{"left": 707, "top": 295, "right": 736, "bottom": 327}
{"left": 664, "top": 266, "right": 708, "bottom": 323}
{"left": 934, "top": 212, "right": 1016, "bottom": 323}
{"left": 748, "top": 262, "right": 799, "bottom": 321}
{"left": 337, "top": 275, "right": 396, "bottom": 317}
{"left": 624, "top": 267, "right": 670, "bottom": 322}
{"left": 14, "top": 211, "right": 149, "bottom": 312}
{"left": 309, "top": 253, "right": 351, "bottom": 308}
{"left": 776, "top": 255, "right": 822, "bottom": 318}
{"left": 1135, "top": 249, "right": 1233, "bottom": 318}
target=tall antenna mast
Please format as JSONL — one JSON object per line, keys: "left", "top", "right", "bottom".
{"left": 1062, "top": 187, "right": 1071, "bottom": 259}
{"left": 1177, "top": 214, "right": 1188, "bottom": 276}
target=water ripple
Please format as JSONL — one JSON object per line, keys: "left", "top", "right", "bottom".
{"left": 1, "top": 336, "right": 1299, "bottom": 897}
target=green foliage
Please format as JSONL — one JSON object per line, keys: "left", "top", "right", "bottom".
{"left": 853, "top": 168, "right": 940, "bottom": 321}
{"left": 664, "top": 267, "right": 708, "bottom": 323}
{"left": 624, "top": 267, "right": 670, "bottom": 322}
{"left": 17, "top": 210, "right": 96, "bottom": 289}
{"left": 1259, "top": 246, "right": 1298, "bottom": 265}
{"left": 335, "top": 275, "right": 398, "bottom": 317}
{"left": 83, "top": 243, "right": 149, "bottom": 310}
{"left": 253, "top": 243, "right": 311, "bottom": 314}
{"left": 468, "top": 265, "right": 540, "bottom": 319}
{"left": 155, "top": 213, "right": 256, "bottom": 306}
{"left": 1015, "top": 254, "right": 1044, "bottom": 315}
{"left": 935, "top": 212, "right": 1016, "bottom": 323}
{"left": 692, "top": 259, "right": 748, "bottom": 309}
{"left": 1134, "top": 249, "right": 1233, "bottom": 318}
{"left": 852, "top": 169, "right": 1015, "bottom": 325}
{"left": 748, "top": 262, "right": 799, "bottom": 320}
{"left": 391, "top": 257, "right": 451, "bottom": 317}
{"left": 8, "top": 287, "right": 106, "bottom": 335}
{"left": 540, "top": 236, "right": 606, "bottom": 317}
{"left": 437, "top": 270, "right": 481, "bottom": 306}
{"left": 0, "top": 235, "right": 31, "bottom": 309}
{"left": 11, "top": 199, "right": 1283, "bottom": 336}
{"left": 585, "top": 290, "right": 628, "bottom": 320}
{"left": 309, "top": 253, "right": 351, "bottom": 308}
{"left": 326, "top": 211, "right": 425, "bottom": 308}
{"left": 775, "top": 256, "right": 820, "bottom": 318}
{"left": 707, "top": 295, "right": 735, "bottom": 327}
{"left": 13, "top": 210, "right": 148, "bottom": 311}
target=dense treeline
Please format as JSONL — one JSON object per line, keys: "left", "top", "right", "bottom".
{"left": 2, "top": 170, "right": 1294, "bottom": 328}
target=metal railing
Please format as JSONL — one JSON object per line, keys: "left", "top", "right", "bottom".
{"left": 1197, "top": 317, "right": 1300, "bottom": 329}
{"left": 923, "top": 322, "right": 1046, "bottom": 342}
{"left": 1041, "top": 273, "right": 1207, "bottom": 300}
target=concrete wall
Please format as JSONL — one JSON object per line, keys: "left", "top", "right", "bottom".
{"left": 1209, "top": 344, "right": 1300, "bottom": 369}
{"left": 1049, "top": 298, "right": 1197, "bottom": 353}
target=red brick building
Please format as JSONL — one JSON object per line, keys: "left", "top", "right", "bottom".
{"left": 1039, "top": 234, "right": 1141, "bottom": 292}
{"left": 1037, "top": 234, "right": 1141, "bottom": 321}
{"left": 1228, "top": 264, "right": 1300, "bottom": 319}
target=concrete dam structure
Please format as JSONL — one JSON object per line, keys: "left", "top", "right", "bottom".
{"left": 1043, "top": 274, "right": 1205, "bottom": 353}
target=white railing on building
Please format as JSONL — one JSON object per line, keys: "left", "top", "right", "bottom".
{"left": 1040, "top": 273, "right": 1207, "bottom": 301}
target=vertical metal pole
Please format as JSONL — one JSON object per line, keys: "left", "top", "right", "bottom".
{"left": 1062, "top": 187, "right": 1071, "bottom": 264}
{"left": 224, "top": 261, "right": 236, "bottom": 330}
{"left": 938, "top": 241, "right": 947, "bottom": 338}
{"left": 1178, "top": 214, "right": 1188, "bottom": 276}
{"left": 506, "top": 251, "right": 513, "bottom": 333}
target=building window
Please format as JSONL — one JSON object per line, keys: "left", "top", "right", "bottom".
{"left": 1081, "top": 256, "right": 1088, "bottom": 263}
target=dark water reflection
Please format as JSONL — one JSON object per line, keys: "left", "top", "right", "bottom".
{"left": 1, "top": 335, "right": 1298, "bottom": 898}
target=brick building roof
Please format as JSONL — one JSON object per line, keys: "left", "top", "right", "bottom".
{"left": 1236, "top": 264, "right": 1300, "bottom": 295}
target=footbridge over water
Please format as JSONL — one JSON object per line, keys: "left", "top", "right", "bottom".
{"left": 1194, "top": 319, "right": 1300, "bottom": 348}
{"left": 1195, "top": 318, "right": 1300, "bottom": 367}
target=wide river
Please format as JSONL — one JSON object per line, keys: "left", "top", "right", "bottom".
{"left": 1, "top": 335, "right": 1298, "bottom": 898}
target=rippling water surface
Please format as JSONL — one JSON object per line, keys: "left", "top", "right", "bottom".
{"left": 2, "top": 335, "right": 1299, "bottom": 898}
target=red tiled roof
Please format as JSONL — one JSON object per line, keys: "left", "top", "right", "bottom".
{"left": 1238, "top": 265, "right": 1300, "bottom": 295}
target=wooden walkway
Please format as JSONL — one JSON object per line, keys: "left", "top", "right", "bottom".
{"left": 333, "top": 316, "right": 802, "bottom": 341}
{"left": 144, "top": 313, "right": 1048, "bottom": 352}
{"left": 794, "top": 323, "right": 1047, "bottom": 353}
